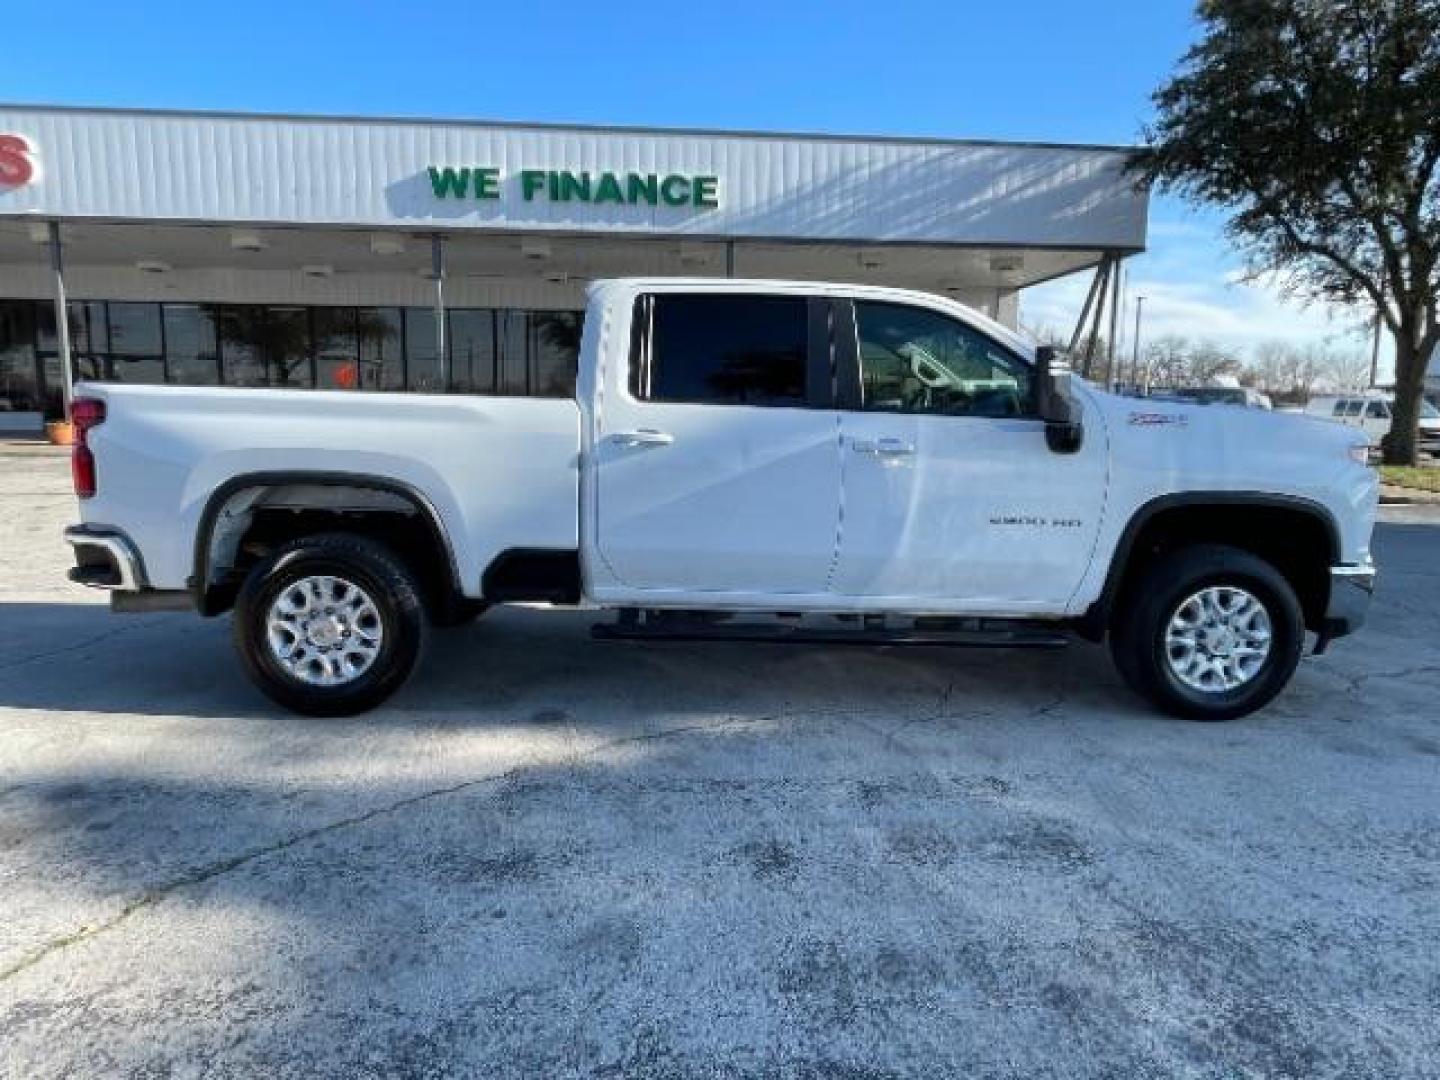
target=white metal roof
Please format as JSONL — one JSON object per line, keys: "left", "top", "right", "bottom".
{"left": 0, "top": 105, "right": 1148, "bottom": 251}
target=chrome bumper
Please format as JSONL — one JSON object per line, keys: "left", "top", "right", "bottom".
{"left": 1317, "top": 560, "right": 1376, "bottom": 650}
{"left": 64, "top": 525, "right": 146, "bottom": 592}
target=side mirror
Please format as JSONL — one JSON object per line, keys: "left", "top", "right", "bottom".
{"left": 1035, "top": 345, "right": 1084, "bottom": 454}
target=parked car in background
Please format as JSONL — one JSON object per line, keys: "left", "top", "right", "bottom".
{"left": 1307, "top": 392, "right": 1440, "bottom": 450}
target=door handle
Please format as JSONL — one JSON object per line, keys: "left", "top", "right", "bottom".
{"left": 852, "top": 436, "right": 914, "bottom": 458}
{"left": 611, "top": 428, "right": 675, "bottom": 448}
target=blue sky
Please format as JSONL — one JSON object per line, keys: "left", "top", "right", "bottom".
{"left": 1, "top": 0, "right": 1383, "bottom": 371}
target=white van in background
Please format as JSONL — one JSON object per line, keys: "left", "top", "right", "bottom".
{"left": 1306, "top": 392, "right": 1440, "bottom": 450}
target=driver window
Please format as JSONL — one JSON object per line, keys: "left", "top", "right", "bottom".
{"left": 854, "top": 301, "right": 1033, "bottom": 418}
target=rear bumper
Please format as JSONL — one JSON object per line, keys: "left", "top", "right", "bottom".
{"left": 64, "top": 525, "right": 146, "bottom": 591}
{"left": 1318, "top": 559, "right": 1376, "bottom": 646}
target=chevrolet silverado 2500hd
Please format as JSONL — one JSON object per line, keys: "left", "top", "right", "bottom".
{"left": 64, "top": 279, "right": 1378, "bottom": 719}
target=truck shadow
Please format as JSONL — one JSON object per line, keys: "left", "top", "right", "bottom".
{"left": 0, "top": 600, "right": 1138, "bottom": 725}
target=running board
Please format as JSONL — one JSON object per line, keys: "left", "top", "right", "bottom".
{"left": 591, "top": 613, "right": 1070, "bottom": 649}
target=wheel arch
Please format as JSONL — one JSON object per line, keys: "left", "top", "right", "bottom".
{"left": 1080, "top": 492, "right": 1341, "bottom": 640}
{"left": 192, "top": 470, "right": 463, "bottom": 617}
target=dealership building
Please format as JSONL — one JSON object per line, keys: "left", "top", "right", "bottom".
{"left": 0, "top": 104, "right": 1149, "bottom": 427}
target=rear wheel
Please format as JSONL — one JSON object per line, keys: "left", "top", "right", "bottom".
{"left": 233, "top": 533, "right": 427, "bottom": 716}
{"left": 1110, "top": 544, "right": 1304, "bottom": 720}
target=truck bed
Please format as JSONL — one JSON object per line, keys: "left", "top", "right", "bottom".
{"left": 77, "top": 383, "right": 581, "bottom": 595}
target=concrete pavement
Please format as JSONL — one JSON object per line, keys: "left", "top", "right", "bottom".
{"left": 1, "top": 448, "right": 1438, "bottom": 1078}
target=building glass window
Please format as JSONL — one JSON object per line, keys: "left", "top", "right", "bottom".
{"left": 218, "top": 306, "right": 267, "bottom": 387}
{"left": 218, "top": 306, "right": 312, "bottom": 387}
{"left": 448, "top": 309, "right": 496, "bottom": 393}
{"left": 267, "top": 307, "right": 312, "bottom": 388}
{"left": 497, "top": 310, "right": 529, "bottom": 395}
{"left": 163, "top": 304, "right": 220, "bottom": 385}
{"left": 0, "top": 298, "right": 587, "bottom": 403}
{"left": 104, "top": 303, "right": 164, "bottom": 385}
{"left": 71, "top": 301, "right": 110, "bottom": 382}
{"left": 0, "top": 301, "right": 41, "bottom": 414}
{"left": 315, "top": 307, "right": 359, "bottom": 390}
{"left": 640, "top": 294, "right": 807, "bottom": 407}
{"left": 530, "top": 311, "right": 582, "bottom": 398}
{"left": 404, "top": 308, "right": 443, "bottom": 393}
{"left": 357, "top": 307, "right": 403, "bottom": 391}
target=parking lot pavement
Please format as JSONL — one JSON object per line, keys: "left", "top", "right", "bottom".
{"left": 1, "top": 448, "right": 1438, "bottom": 1079}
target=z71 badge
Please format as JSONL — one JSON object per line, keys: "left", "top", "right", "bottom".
{"left": 1128, "top": 412, "right": 1189, "bottom": 427}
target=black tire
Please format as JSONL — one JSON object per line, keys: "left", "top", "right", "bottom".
{"left": 233, "top": 533, "right": 427, "bottom": 717}
{"left": 1109, "top": 543, "right": 1305, "bottom": 721}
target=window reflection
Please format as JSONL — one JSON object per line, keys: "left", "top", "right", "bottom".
{"left": 314, "top": 307, "right": 359, "bottom": 390}
{"left": 531, "top": 311, "right": 581, "bottom": 398}
{"left": 404, "top": 309, "right": 443, "bottom": 392}
{"left": 448, "top": 309, "right": 496, "bottom": 393}
{"left": 0, "top": 299, "right": 583, "bottom": 411}
{"left": 164, "top": 305, "right": 220, "bottom": 385}
{"left": 358, "top": 308, "right": 403, "bottom": 391}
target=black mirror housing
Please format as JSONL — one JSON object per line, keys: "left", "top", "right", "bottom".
{"left": 1035, "top": 345, "right": 1084, "bottom": 454}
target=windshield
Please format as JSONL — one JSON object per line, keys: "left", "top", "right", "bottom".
{"left": 1422, "top": 399, "right": 1440, "bottom": 419}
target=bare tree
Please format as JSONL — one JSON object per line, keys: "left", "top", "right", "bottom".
{"left": 1319, "top": 348, "right": 1372, "bottom": 392}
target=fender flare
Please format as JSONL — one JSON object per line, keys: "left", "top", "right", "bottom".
{"left": 1078, "top": 491, "right": 1341, "bottom": 639}
{"left": 191, "top": 470, "right": 463, "bottom": 613}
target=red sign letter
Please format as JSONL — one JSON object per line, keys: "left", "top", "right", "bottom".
{"left": 0, "top": 135, "right": 35, "bottom": 187}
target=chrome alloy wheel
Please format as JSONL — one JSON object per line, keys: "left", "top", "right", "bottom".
{"left": 265, "top": 575, "right": 384, "bottom": 687}
{"left": 1163, "top": 586, "right": 1273, "bottom": 693}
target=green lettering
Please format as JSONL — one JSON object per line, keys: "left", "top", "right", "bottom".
{"left": 660, "top": 174, "right": 691, "bottom": 206}
{"left": 559, "top": 171, "right": 592, "bottom": 202}
{"left": 595, "top": 172, "right": 624, "bottom": 203}
{"left": 692, "top": 175, "right": 719, "bottom": 208}
{"left": 475, "top": 167, "right": 501, "bottom": 199}
{"left": 520, "top": 170, "right": 547, "bottom": 200}
{"left": 626, "top": 173, "right": 659, "bottom": 205}
{"left": 428, "top": 166, "right": 470, "bottom": 199}
{"left": 549, "top": 171, "right": 561, "bottom": 200}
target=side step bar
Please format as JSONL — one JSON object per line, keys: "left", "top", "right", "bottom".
{"left": 592, "top": 612, "right": 1070, "bottom": 649}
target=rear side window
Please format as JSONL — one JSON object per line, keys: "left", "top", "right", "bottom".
{"left": 1365, "top": 401, "right": 1390, "bottom": 419}
{"left": 632, "top": 294, "right": 808, "bottom": 407}
{"left": 1344, "top": 400, "right": 1365, "bottom": 417}
{"left": 1331, "top": 401, "right": 1348, "bottom": 417}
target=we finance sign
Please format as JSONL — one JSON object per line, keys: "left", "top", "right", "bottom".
{"left": 427, "top": 166, "right": 720, "bottom": 209}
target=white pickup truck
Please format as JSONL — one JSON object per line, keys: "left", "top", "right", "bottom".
{"left": 64, "top": 278, "right": 1378, "bottom": 720}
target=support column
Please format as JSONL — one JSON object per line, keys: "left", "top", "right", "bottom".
{"left": 1104, "top": 255, "right": 1123, "bottom": 391}
{"left": 48, "top": 221, "right": 75, "bottom": 419}
{"left": 432, "top": 234, "right": 447, "bottom": 391}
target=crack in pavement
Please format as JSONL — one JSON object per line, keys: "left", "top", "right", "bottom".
{"left": 1341, "top": 664, "right": 1440, "bottom": 694}
{"left": 0, "top": 618, "right": 169, "bottom": 675}
{"left": 0, "top": 714, "right": 757, "bottom": 985}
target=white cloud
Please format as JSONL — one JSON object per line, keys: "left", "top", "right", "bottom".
{"left": 1019, "top": 198, "right": 1392, "bottom": 378}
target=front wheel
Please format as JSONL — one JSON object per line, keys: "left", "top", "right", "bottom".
{"left": 233, "top": 533, "right": 427, "bottom": 716}
{"left": 1110, "top": 544, "right": 1305, "bottom": 721}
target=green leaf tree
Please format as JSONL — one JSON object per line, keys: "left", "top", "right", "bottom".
{"left": 1136, "top": 0, "right": 1440, "bottom": 463}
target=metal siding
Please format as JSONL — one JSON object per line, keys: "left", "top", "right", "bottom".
{"left": 0, "top": 108, "right": 1147, "bottom": 249}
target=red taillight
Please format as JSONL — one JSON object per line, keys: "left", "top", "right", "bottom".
{"left": 70, "top": 397, "right": 105, "bottom": 499}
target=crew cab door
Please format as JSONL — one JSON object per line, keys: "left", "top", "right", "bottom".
{"left": 829, "top": 299, "right": 1106, "bottom": 612}
{"left": 591, "top": 291, "right": 840, "bottom": 596}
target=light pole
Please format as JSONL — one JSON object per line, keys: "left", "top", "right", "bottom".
{"left": 1132, "top": 295, "right": 1147, "bottom": 394}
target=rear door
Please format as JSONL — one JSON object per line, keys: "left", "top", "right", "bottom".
{"left": 592, "top": 291, "right": 841, "bottom": 596}
{"left": 829, "top": 298, "right": 1106, "bottom": 611}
